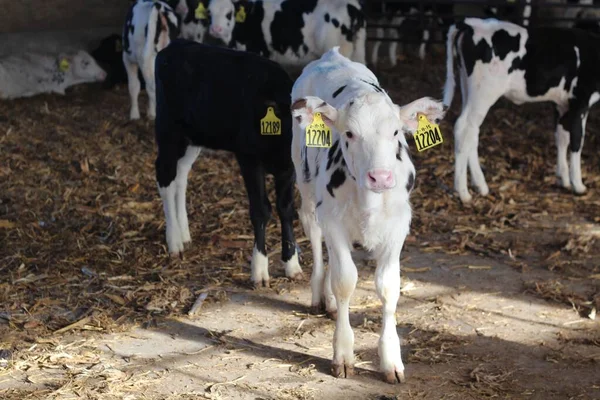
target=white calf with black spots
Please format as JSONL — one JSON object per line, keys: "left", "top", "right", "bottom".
{"left": 291, "top": 47, "right": 445, "bottom": 383}
{"left": 444, "top": 18, "right": 600, "bottom": 203}
{"left": 0, "top": 51, "right": 106, "bottom": 99}
{"left": 122, "top": 0, "right": 187, "bottom": 120}
{"left": 207, "top": 0, "right": 366, "bottom": 66}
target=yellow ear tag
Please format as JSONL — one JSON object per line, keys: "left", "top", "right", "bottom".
{"left": 413, "top": 113, "right": 443, "bottom": 152}
{"left": 260, "top": 107, "right": 281, "bottom": 135}
{"left": 115, "top": 39, "right": 123, "bottom": 52}
{"left": 305, "top": 112, "right": 332, "bottom": 148}
{"left": 59, "top": 58, "right": 70, "bottom": 72}
{"left": 235, "top": 5, "right": 246, "bottom": 23}
{"left": 195, "top": 2, "right": 208, "bottom": 20}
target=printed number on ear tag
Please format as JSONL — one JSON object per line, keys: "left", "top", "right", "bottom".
{"left": 413, "top": 113, "right": 443, "bottom": 152}
{"left": 195, "top": 2, "right": 208, "bottom": 20}
{"left": 305, "top": 112, "right": 332, "bottom": 148}
{"left": 260, "top": 107, "right": 281, "bottom": 135}
{"left": 59, "top": 59, "right": 70, "bottom": 72}
{"left": 235, "top": 6, "right": 246, "bottom": 23}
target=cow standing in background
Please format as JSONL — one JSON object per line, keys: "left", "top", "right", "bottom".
{"left": 444, "top": 18, "right": 600, "bottom": 203}
{"left": 122, "top": 0, "right": 188, "bottom": 120}
{"left": 207, "top": 0, "right": 366, "bottom": 65}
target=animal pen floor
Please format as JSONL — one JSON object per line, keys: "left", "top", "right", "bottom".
{"left": 1, "top": 55, "right": 599, "bottom": 400}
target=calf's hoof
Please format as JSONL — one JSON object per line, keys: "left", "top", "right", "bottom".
{"left": 331, "top": 362, "right": 354, "bottom": 379}
{"left": 573, "top": 183, "right": 587, "bottom": 195}
{"left": 326, "top": 309, "right": 338, "bottom": 321}
{"left": 458, "top": 191, "right": 472, "bottom": 204}
{"left": 253, "top": 278, "right": 270, "bottom": 289}
{"left": 383, "top": 368, "right": 405, "bottom": 384}
{"left": 310, "top": 301, "right": 325, "bottom": 315}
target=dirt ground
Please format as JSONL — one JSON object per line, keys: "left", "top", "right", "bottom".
{"left": 1, "top": 51, "right": 599, "bottom": 400}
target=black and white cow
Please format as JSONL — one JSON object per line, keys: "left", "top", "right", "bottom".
{"left": 291, "top": 47, "right": 444, "bottom": 383}
{"left": 122, "top": 0, "right": 188, "bottom": 120}
{"left": 0, "top": 50, "right": 106, "bottom": 99}
{"left": 207, "top": 0, "right": 366, "bottom": 65}
{"left": 444, "top": 18, "right": 600, "bottom": 203}
{"left": 155, "top": 39, "right": 302, "bottom": 287}
{"left": 180, "top": 0, "right": 211, "bottom": 42}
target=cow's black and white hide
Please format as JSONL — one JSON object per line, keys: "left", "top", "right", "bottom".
{"left": 155, "top": 39, "right": 302, "bottom": 287}
{"left": 206, "top": 0, "right": 366, "bottom": 66}
{"left": 122, "top": 0, "right": 187, "bottom": 120}
{"left": 291, "top": 47, "right": 445, "bottom": 384}
{"left": 444, "top": 18, "right": 600, "bottom": 203}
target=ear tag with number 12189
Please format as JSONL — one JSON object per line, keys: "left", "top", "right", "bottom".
{"left": 413, "top": 113, "right": 443, "bottom": 152}
{"left": 305, "top": 112, "right": 332, "bottom": 148}
{"left": 260, "top": 107, "right": 281, "bottom": 135}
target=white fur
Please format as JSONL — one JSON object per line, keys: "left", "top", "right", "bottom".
{"left": 291, "top": 47, "right": 444, "bottom": 382}
{"left": 444, "top": 18, "right": 594, "bottom": 203}
{"left": 0, "top": 51, "right": 106, "bottom": 99}
{"left": 208, "top": 0, "right": 366, "bottom": 65}
{"left": 122, "top": 0, "right": 184, "bottom": 120}
{"left": 251, "top": 245, "right": 269, "bottom": 285}
{"left": 159, "top": 146, "right": 201, "bottom": 255}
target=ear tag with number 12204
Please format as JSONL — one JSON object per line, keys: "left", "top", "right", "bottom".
{"left": 305, "top": 112, "right": 332, "bottom": 148}
{"left": 260, "top": 107, "right": 281, "bottom": 135}
{"left": 413, "top": 113, "right": 443, "bottom": 152}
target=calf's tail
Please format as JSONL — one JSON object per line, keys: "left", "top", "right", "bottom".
{"left": 442, "top": 24, "right": 459, "bottom": 108}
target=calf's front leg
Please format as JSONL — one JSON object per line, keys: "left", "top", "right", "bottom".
{"left": 375, "top": 243, "right": 406, "bottom": 384}
{"left": 326, "top": 231, "right": 357, "bottom": 378}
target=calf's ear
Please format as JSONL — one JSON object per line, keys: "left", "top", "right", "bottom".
{"left": 397, "top": 97, "right": 446, "bottom": 133}
{"left": 290, "top": 96, "right": 338, "bottom": 130}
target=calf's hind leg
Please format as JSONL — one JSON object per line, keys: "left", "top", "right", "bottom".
{"left": 175, "top": 146, "right": 201, "bottom": 246}
{"left": 236, "top": 154, "right": 272, "bottom": 287}
{"left": 274, "top": 169, "right": 303, "bottom": 280}
{"left": 454, "top": 89, "right": 500, "bottom": 202}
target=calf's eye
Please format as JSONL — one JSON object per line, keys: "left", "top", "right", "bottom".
{"left": 346, "top": 131, "right": 353, "bottom": 139}
{"left": 394, "top": 130, "right": 398, "bottom": 136}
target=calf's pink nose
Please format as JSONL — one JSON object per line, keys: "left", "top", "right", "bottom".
{"left": 367, "top": 169, "right": 394, "bottom": 190}
{"left": 211, "top": 25, "right": 222, "bottom": 33}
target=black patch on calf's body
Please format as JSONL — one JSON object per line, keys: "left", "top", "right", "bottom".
{"left": 316, "top": 200, "right": 323, "bottom": 208}
{"left": 331, "top": 18, "right": 340, "bottom": 28}
{"left": 302, "top": 147, "right": 311, "bottom": 182}
{"left": 270, "top": 0, "right": 318, "bottom": 58}
{"left": 518, "top": 28, "right": 581, "bottom": 98}
{"left": 359, "top": 79, "right": 383, "bottom": 93}
{"left": 457, "top": 22, "right": 493, "bottom": 76}
{"left": 326, "top": 168, "right": 346, "bottom": 198}
{"left": 231, "top": 2, "right": 271, "bottom": 58}
{"left": 491, "top": 30, "right": 520, "bottom": 60}
{"left": 324, "top": 13, "right": 330, "bottom": 22}
{"left": 326, "top": 140, "right": 340, "bottom": 171}
{"left": 342, "top": 4, "right": 365, "bottom": 41}
{"left": 406, "top": 171, "right": 415, "bottom": 192}
{"left": 333, "top": 147, "right": 343, "bottom": 164}
{"left": 332, "top": 85, "right": 346, "bottom": 98}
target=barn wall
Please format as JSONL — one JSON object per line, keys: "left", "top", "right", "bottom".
{"left": 0, "top": 0, "right": 130, "bottom": 57}
{"left": 0, "top": 0, "right": 130, "bottom": 34}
